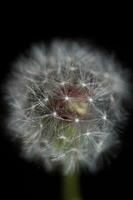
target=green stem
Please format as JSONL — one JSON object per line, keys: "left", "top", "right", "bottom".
{"left": 62, "top": 172, "right": 82, "bottom": 200}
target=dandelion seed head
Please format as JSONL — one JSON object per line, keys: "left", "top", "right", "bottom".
{"left": 5, "top": 40, "right": 130, "bottom": 174}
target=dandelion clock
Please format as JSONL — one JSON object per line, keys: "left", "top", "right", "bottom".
{"left": 5, "top": 40, "right": 130, "bottom": 200}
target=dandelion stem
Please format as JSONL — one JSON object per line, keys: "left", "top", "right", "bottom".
{"left": 62, "top": 172, "right": 82, "bottom": 200}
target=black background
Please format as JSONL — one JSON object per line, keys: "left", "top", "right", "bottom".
{"left": 0, "top": 4, "right": 133, "bottom": 200}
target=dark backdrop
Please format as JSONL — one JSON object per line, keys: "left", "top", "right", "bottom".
{"left": 0, "top": 4, "right": 133, "bottom": 200}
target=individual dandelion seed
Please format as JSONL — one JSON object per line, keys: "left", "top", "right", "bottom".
{"left": 5, "top": 40, "right": 130, "bottom": 175}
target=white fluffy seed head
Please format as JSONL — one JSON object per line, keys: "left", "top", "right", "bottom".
{"left": 5, "top": 40, "right": 130, "bottom": 174}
